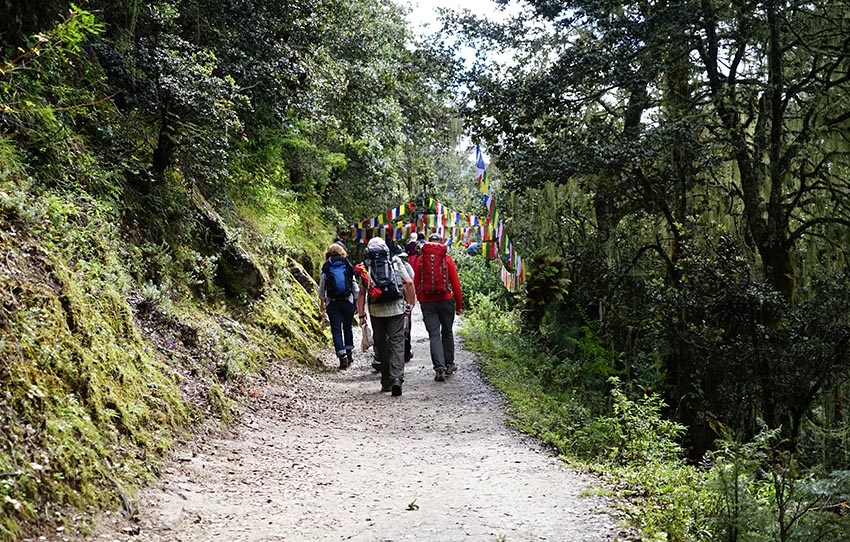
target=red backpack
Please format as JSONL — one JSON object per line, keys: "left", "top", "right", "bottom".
{"left": 417, "top": 242, "right": 450, "bottom": 296}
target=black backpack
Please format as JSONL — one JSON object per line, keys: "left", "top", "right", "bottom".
{"left": 365, "top": 247, "right": 402, "bottom": 304}
{"left": 322, "top": 255, "right": 354, "bottom": 301}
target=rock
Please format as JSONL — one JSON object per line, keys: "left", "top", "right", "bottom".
{"left": 192, "top": 186, "right": 267, "bottom": 299}
{"left": 287, "top": 261, "right": 314, "bottom": 294}
{"left": 158, "top": 501, "right": 184, "bottom": 530}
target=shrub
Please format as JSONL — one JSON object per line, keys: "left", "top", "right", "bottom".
{"left": 452, "top": 248, "right": 518, "bottom": 311}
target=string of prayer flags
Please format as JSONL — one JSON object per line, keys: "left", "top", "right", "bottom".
{"left": 427, "top": 199, "right": 476, "bottom": 226}
{"left": 344, "top": 156, "right": 527, "bottom": 293}
{"left": 479, "top": 169, "right": 490, "bottom": 196}
{"left": 350, "top": 220, "right": 418, "bottom": 244}
{"left": 474, "top": 144, "right": 525, "bottom": 292}
{"left": 354, "top": 202, "right": 412, "bottom": 230}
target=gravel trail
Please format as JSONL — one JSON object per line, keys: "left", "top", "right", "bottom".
{"left": 63, "top": 311, "right": 622, "bottom": 542}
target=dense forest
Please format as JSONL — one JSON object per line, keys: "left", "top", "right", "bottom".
{"left": 2, "top": 0, "right": 850, "bottom": 541}
{"left": 454, "top": 1, "right": 850, "bottom": 540}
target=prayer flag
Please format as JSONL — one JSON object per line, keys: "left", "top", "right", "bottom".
{"left": 479, "top": 169, "right": 490, "bottom": 195}
{"left": 475, "top": 145, "right": 486, "bottom": 186}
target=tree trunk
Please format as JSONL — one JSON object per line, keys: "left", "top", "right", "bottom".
{"left": 152, "top": 112, "right": 175, "bottom": 179}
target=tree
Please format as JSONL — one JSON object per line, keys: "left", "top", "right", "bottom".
{"left": 696, "top": 0, "right": 850, "bottom": 302}
{"left": 449, "top": 0, "right": 850, "bottom": 457}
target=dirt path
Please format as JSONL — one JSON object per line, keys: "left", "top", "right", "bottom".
{"left": 63, "top": 311, "right": 622, "bottom": 542}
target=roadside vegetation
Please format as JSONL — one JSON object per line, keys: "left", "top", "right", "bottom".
{"left": 449, "top": 1, "right": 850, "bottom": 540}
{"left": 0, "top": 1, "right": 461, "bottom": 539}
{"left": 459, "top": 267, "right": 850, "bottom": 542}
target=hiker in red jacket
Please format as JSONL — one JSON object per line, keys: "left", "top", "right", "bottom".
{"left": 414, "top": 233, "right": 462, "bottom": 382}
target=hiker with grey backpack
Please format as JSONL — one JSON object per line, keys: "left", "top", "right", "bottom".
{"left": 318, "top": 241, "right": 359, "bottom": 369}
{"left": 356, "top": 237, "right": 415, "bottom": 396}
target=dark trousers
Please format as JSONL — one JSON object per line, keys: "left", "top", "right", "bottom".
{"left": 327, "top": 300, "right": 355, "bottom": 357}
{"left": 420, "top": 299, "right": 456, "bottom": 371}
{"left": 370, "top": 313, "right": 405, "bottom": 386}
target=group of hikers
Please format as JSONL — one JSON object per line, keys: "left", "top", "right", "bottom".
{"left": 316, "top": 232, "right": 463, "bottom": 397}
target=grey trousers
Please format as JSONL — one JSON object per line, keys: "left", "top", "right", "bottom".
{"left": 370, "top": 313, "right": 406, "bottom": 386}
{"left": 420, "top": 298, "right": 456, "bottom": 371}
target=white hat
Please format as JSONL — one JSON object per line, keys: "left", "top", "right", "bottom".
{"left": 410, "top": 232, "right": 418, "bottom": 242}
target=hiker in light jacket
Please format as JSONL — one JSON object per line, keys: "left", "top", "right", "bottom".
{"left": 356, "top": 237, "right": 415, "bottom": 396}
{"left": 397, "top": 247, "right": 416, "bottom": 364}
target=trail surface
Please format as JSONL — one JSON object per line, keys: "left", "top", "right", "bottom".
{"left": 58, "top": 312, "right": 622, "bottom": 542}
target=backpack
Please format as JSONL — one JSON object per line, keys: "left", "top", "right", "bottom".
{"left": 365, "top": 247, "right": 402, "bottom": 304}
{"left": 417, "top": 242, "right": 450, "bottom": 296}
{"left": 322, "top": 255, "right": 354, "bottom": 301}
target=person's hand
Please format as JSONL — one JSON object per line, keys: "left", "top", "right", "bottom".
{"left": 358, "top": 313, "right": 367, "bottom": 325}
{"left": 404, "top": 303, "right": 413, "bottom": 315}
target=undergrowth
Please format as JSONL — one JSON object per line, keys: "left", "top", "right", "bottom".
{"left": 1, "top": 160, "right": 190, "bottom": 537}
{"left": 459, "top": 294, "right": 850, "bottom": 542}
{"left": 0, "top": 68, "right": 332, "bottom": 542}
{"left": 0, "top": 143, "right": 333, "bottom": 540}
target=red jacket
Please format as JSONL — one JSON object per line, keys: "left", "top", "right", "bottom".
{"left": 413, "top": 242, "right": 462, "bottom": 313}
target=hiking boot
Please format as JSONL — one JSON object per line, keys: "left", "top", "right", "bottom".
{"left": 346, "top": 351, "right": 354, "bottom": 367}
{"left": 339, "top": 355, "right": 350, "bottom": 370}
{"left": 434, "top": 369, "right": 446, "bottom": 382}
{"left": 371, "top": 361, "right": 382, "bottom": 373}
{"left": 391, "top": 379, "right": 403, "bottom": 396}
{"left": 445, "top": 362, "right": 456, "bottom": 375}
{"left": 381, "top": 383, "right": 392, "bottom": 392}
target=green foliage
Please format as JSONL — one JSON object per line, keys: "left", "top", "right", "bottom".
{"left": 452, "top": 248, "right": 517, "bottom": 311}
{"left": 706, "top": 427, "right": 850, "bottom": 542}
{"left": 0, "top": 4, "right": 351, "bottom": 538}
{"left": 110, "top": 2, "right": 247, "bottom": 181}
{"left": 545, "top": 324, "right": 620, "bottom": 398}
{"left": 584, "top": 377, "right": 686, "bottom": 466}
{"left": 0, "top": 176, "right": 190, "bottom": 539}
{"left": 638, "top": 236, "right": 850, "bottom": 457}
{"left": 612, "top": 462, "right": 710, "bottom": 542}
{"left": 449, "top": 0, "right": 850, "bottom": 455}
{"left": 522, "top": 252, "right": 571, "bottom": 332}
{"left": 460, "top": 295, "right": 590, "bottom": 452}
{"left": 463, "top": 297, "right": 850, "bottom": 542}
{"left": 0, "top": 132, "right": 332, "bottom": 542}
{"left": 1, "top": 4, "right": 107, "bottom": 159}
{"left": 461, "top": 302, "right": 711, "bottom": 542}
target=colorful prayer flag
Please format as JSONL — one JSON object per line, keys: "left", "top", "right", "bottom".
{"left": 475, "top": 145, "right": 486, "bottom": 186}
